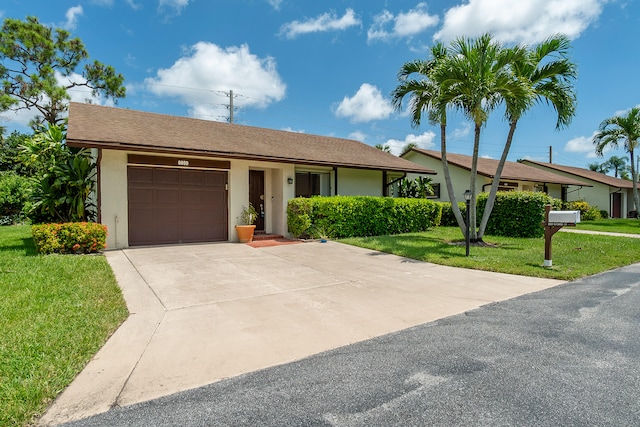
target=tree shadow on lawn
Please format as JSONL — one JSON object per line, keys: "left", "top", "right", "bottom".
{"left": 358, "top": 234, "right": 523, "bottom": 261}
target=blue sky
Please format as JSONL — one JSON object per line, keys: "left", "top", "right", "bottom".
{"left": 1, "top": 0, "right": 639, "bottom": 171}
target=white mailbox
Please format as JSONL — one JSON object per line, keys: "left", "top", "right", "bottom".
{"left": 548, "top": 210, "right": 581, "bottom": 225}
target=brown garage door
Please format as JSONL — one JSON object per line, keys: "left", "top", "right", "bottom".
{"left": 128, "top": 166, "right": 228, "bottom": 246}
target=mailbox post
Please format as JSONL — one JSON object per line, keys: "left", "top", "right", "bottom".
{"left": 542, "top": 204, "right": 580, "bottom": 267}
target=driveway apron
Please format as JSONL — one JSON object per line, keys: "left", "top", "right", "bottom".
{"left": 39, "top": 241, "right": 563, "bottom": 426}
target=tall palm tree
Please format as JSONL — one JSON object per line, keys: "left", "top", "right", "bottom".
{"left": 478, "top": 35, "right": 577, "bottom": 238}
{"left": 606, "top": 155, "right": 628, "bottom": 178}
{"left": 392, "top": 43, "right": 467, "bottom": 232}
{"left": 436, "top": 34, "right": 529, "bottom": 241}
{"left": 593, "top": 107, "right": 640, "bottom": 215}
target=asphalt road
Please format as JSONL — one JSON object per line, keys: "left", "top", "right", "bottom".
{"left": 62, "top": 263, "right": 640, "bottom": 427}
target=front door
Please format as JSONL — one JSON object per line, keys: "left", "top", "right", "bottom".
{"left": 249, "top": 170, "right": 265, "bottom": 231}
{"left": 612, "top": 192, "right": 622, "bottom": 218}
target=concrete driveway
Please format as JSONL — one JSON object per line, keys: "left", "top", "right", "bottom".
{"left": 40, "top": 241, "right": 564, "bottom": 426}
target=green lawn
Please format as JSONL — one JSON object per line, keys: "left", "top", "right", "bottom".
{"left": 341, "top": 226, "right": 640, "bottom": 281}
{"left": 575, "top": 218, "right": 640, "bottom": 234}
{"left": 0, "top": 225, "right": 128, "bottom": 427}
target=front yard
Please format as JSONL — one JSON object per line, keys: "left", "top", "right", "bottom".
{"left": 341, "top": 226, "right": 640, "bottom": 280}
{"left": 0, "top": 225, "right": 127, "bottom": 427}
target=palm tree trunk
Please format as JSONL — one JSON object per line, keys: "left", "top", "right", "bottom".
{"left": 440, "top": 122, "right": 466, "bottom": 232}
{"left": 479, "top": 120, "right": 517, "bottom": 237}
{"left": 631, "top": 149, "right": 640, "bottom": 215}
{"left": 469, "top": 123, "right": 481, "bottom": 241}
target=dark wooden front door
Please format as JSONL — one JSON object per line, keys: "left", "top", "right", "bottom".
{"left": 128, "top": 166, "right": 228, "bottom": 246}
{"left": 249, "top": 170, "right": 265, "bottom": 231}
{"left": 612, "top": 192, "right": 622, "bottom": 218}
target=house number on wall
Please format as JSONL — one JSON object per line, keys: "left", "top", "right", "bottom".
{"left": 177, "top": 160, "right": 190, "bottom": 166}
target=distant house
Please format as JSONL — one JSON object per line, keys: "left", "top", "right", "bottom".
{"left": 66, "top": 103, "right": 435, "bottom": 248}
{"left": 521, "top": 160, "right": 635, "bottom": 218}
{"left": 401, "top": 148, "right": 588, "bottom": 202}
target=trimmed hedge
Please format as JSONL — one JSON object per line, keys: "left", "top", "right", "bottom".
{"left": 0, "top": 171, "right": 32, "bottom": 225}
{"left": 440, "top": 192, "right": 561, "bottom": 238}
{"left": 287, "top": 196, "right": 442, "bottom": 239}
{"left": 31, "top": 222, "right": 107, "bottom": 254}
{"left": 477, "top": 191, "right": 560, "bottom": 238}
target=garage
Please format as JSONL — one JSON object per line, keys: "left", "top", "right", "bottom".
{"left": 127, "top": 156, "right": 228, "bottom": 246}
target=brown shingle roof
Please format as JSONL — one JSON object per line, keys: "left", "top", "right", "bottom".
{"left": 409, "top": 149, "right": 589, "bottom": 186}
{"left": 66, "top": 103, "right": 435, "bottom": 174}
{"left": 522, "top": 160, "right": 634, "bottom": 189}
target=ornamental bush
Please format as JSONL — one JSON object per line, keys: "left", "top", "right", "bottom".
{"left": 476, "top": 191, "right": 560, "bottom": 238}
{"left": 0, "top": 171, "right": 32, "bottom": 225}
{"left": 287, "top": 196, "right": 442, "bottom": 239}
{"left": 31, "top": 222, "right": 107, "bottom": 254}
{"left": 563, "top": 200, "right": 602, "bottom": 221}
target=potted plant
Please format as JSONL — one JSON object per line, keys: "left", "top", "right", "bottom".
{"left": 235, "top": 203, "right": 258, "bottom": 243}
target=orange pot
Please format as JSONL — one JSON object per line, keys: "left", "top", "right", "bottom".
{"left": 235, "top": 225, "right": 256, "bottom": 243}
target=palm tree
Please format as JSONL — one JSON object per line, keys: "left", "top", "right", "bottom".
{"left": 391, "top": 43, "right": 467, "bottom": 232}
{"left": 478, "top": 35, "right": 577, "bottom": 238}
{"left": 593, "top": 107, "right": 640, "bottom": 215}
{"left": 605, "top": 155, "right": 628, "bottom": 178}
{"left": 374, "top": 143, "right": 391, "bottom": 153}
{"left": 436, "top": 34, "right": 529, "bottom": 241}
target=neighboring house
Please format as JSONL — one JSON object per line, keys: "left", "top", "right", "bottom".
{"left": 521, "top": 160, "right": 636, "bottom": 218}
{"left": 401, "top": 148, "right": 589, "bottom": 203}
{"left": 66, "top": 103, "right": 435, "bottom": 248}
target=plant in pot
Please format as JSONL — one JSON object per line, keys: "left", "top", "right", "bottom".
{"left": 235, "top": 203, "right": 258, "bottom": 243}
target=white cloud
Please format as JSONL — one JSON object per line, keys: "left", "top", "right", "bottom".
{"left": 279, "top": 8, "right": 360, "bottom": 39}
{"left": 435, "top": 0, "right": 604, "bottom": 44}
{"left": 145, "top": 42, "right": 286, "bottom": 121}
{"left": 564, "top": 131, "right": 599, "bottom": 158}
{"left": 64, "top": 6, "right": 83, "bottom": 30}
{"left": 385, "top": 131, "right": 436, "bottom": 155}
{"left": 267, "top": 0, "right": 283, "bottom": 10}
{"left": 159, "top": 0, "right": 189, "bottom": 15}
{"left": 282, "top": 127, "right": 305, "bottom": 133}
{"left": 334, "top": 83, "right": 393, "bottom": 123}
{"left": 452, "top": 122, "right": 471, "bottom": 139}
{"left": 368, "top": 3, "right": 438, "bottom": 43}
{"left": 349, "top": 131, "right": 367, "bottom": 142}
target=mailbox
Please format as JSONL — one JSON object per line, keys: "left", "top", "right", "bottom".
{"left": 547, "top": 210, "right": 580, "bottom": 225}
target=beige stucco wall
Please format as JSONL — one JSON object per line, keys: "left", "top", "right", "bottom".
{"left": 337, "top": 168, "right": 383, "bottom": 196}
{"left": 99, "top": 150, "right": 129, "bottom": 250}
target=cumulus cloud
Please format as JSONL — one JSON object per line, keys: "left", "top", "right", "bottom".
{"left": 159, "top": 0, "right": 189, "bottom": 15}
{"left": 385, "top": 131, "right": 436, "bottom": 155}
{"left": 334, "top": 83, "right": 393, "bottom": 123}
{"left": 145, "top": 42, "right": 286, "bottom": 120}
{"left": 435, "top": 0, "right": 604, "bottom": 44}
{"left": 267, "top": 0, "right": 283, "bottom": 10}
{"left": 64, "top": 6, "right": 83, "bottom": 30}
{"left": 349, "top": 131, "right": 367, "bottom": 142}
{"left": 368, "top": 3, "right": 438, "bottom": 43}
{"left": 564, "top": 131, "right": 599, "bottom": 158}
{"left": 279, "top": 8, "right": 360, "bottom": 39}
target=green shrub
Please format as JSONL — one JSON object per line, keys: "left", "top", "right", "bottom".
{"left": 0, "top": 171, "right": 32, "bottom": 225}
{"left": 287, "top": 196, "right": 442, "bottom": 239}
{"left": 31, "top": 222, "right": 107, "bottom": 254}
{"left": 439, "top": 201, "right": 466, "bottom": 227}
{"left": 287, "top": 198, "right": 312, "bottom": 238}
{"left": 599, "top": 210, "right": 609, "bottom": 219}
{"left": 563, "top": 200, "right": 602, "bottom": 221}
{"left": 476, "top": 191, "right": 558, "bottom": 238}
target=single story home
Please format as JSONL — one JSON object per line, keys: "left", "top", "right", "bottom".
{"left": 66, "top": 103, "right": 435, "bottom": 248}
{"left": 521, "top": 160, "right": 636, "bottom": 218}
{"left": 401, "top": 148, "right": 589, "bottom": 202}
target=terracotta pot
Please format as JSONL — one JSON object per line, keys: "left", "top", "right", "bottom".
{"left": 235, "top": 225, "right": 256, "bottom": 243}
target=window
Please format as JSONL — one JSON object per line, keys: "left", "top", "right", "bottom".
{"left": 295, "top": 172, "right": 321, "bottom": 197}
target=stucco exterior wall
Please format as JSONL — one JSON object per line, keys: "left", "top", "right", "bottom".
{"left": 99, "top": 150, "right": 129, "bottom": 250}
{"left": 404, "top": 152, "right": 479, "bottom": 202}
{"left": 336, "top": 168, "right": 383, "bottom": 196}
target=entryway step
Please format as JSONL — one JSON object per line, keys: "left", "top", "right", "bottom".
{"left": 252, "top": 233, "right": 285, "bottom": 241}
